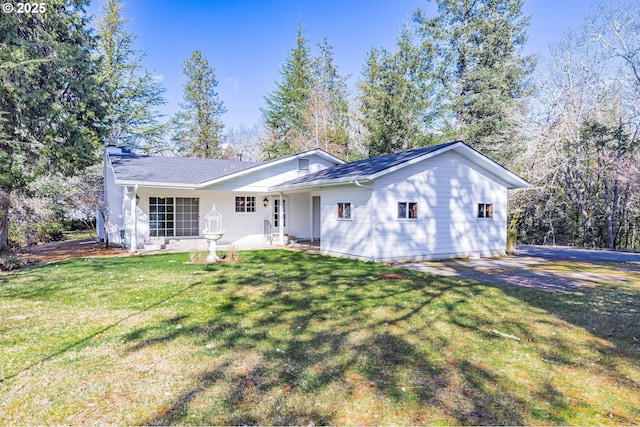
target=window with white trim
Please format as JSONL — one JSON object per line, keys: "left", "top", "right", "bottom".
{"left": 298, "top": 158, "right": 309, "bottom": 170}
{"left": 477, "top": 203, "right": 493, "bottom": 218}
{"left": 337, "top": 202, "right": 351, "bottom": 219}
{"left": 274, "top": 199, "right": 286, "bottom": 227}
{"left": 175, "top": 197, "right": 200, "bottom": 236}
{"left": 398, "top": 202, "right": 418, "bottom": 219}
{"left": 149, "top": 197, "right": 199, "bottom": 237}
{"left": 235, "top": 196, "right": 256, "bottom": 213}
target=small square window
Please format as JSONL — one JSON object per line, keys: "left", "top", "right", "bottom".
{"left": 246, "top": 196, "right": 256, "bottom": 212}
{"left": 478, "top": 203, "right": 493, "bottom": 218}
{"left": 337, "top": 202, "right": 351, "bottom": 219}
{"left": 398, "top": 202, "right": 418, "bottom": 219}
{"left": 298, "top": 158, "right": 310, "bottom": 170}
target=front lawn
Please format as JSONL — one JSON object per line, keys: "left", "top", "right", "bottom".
{"left": 0, "top": 250, "right": 638, "bottom": 425}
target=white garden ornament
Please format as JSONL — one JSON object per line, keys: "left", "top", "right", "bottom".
{"left": 203, "top": 204, "right": 225, "bottom": 262}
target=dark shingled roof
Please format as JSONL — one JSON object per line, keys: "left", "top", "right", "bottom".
{"left": 109, "top": 153, "right": 262, "bottom": 185}
{"left": 276, "top": 141, "right": 460, "bottom": 188}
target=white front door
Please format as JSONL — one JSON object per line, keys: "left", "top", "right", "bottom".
{"left": 273, "top": 198, "right": 287, "bottom": 234}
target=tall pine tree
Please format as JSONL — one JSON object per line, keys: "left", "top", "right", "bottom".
{"left": 0, "top": 0, "right": 105, "bottom": 252}
{"left": 96, "top": 0, "right": 168, "bottom": 154}
{"left": 359, "top": 25, "right": 436, "bottom": 157}
{"left": 262, "top": 23, "right": 314, "bottom": 160}
{"left": 414, "top": 0, "right": 534, "bottom": 160}
{"left": 311, "top": 38, "right": 351, "bottom": 157}
{"left": 172, "top": 50, "right": 226, "bottom": 158}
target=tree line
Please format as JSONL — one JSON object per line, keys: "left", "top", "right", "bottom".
{"left": 1, "top": 0, "right": 638, "bottom": 252}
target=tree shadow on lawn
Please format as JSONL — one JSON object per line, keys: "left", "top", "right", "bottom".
{"left": 0, "top": 271, "right": 205, "bottom": 384}
{"left": 131, "top": 251, "right": 554, "bottom": 425}
{"left": 3, "top": 250, "right": 638, "bottom": 424}
{"left": 497, "top": 278, "right": 640, "bottom": 391}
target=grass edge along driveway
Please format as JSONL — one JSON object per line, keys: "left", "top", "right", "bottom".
{"left": 0, "top": 250, "right": 638, "bottom": 425}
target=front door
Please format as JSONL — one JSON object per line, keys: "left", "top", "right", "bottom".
{"left": 273, "top": 198, "right": 287, "bottom": 234}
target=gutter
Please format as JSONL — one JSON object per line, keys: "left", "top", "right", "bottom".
{"left": 115, "top": 180, "right": 199, "bottom": 190}
{"left": 270, "top": 176, "right": 371, "bottom": 192}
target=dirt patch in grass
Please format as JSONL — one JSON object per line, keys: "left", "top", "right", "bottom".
{"left": 16, "top": 238, "right": 128, "bottom": 264}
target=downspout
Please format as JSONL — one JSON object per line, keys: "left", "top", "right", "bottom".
{"left": 353, "top": 180, "right": 375, "bottom": 262}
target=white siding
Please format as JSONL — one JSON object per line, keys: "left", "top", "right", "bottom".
{"left": 129, "top": 189, "right": 315, "bottom": 248}
{"left": 204, "top": 154, "right": 337, "bottom": 192}
{"left": 285, "top": 192, "right": 312, "bottom": 240}
{"left": 135, "top": 189, "right": 272, "bottom": 246}
{"left": 373, "top": 150, "right": 508, "bottom": 262}
{"left": 102, "top": 157, "right": 125, "bottom": 246}
{"left": 111, "top": 152, "right": 338, "bottom": 249}
{"left": 320, "top": 185, "right": 374, "bottom": 260}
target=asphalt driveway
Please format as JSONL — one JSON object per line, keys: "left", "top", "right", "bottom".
{"left": 397, "top": 245, "right": 640, "bottom": 292}
{"left": 517, "top": 245, "right": 640, "bottom": 264}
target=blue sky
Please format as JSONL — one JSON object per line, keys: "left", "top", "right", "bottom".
{"left": 88, "top": 0, "right": 597, "bottom": 129}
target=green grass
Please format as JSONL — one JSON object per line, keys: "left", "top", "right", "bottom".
{"left": 0, "top": 250, "right": 638, "bottom": 425}
{"left": 62, "top": 229, "right": 95, "bottom": 241}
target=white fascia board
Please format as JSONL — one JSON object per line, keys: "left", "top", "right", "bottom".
{"left": 450, "top": 145, "right": 531, "bottom": 189}
{"left": 114, "top": 180, "right": 198, "bottom": 190}
{"left": 312, "top": 149, "right": 347, "bottom": 164}
{"left": 199, "top": 148, "right": 345, "bottom": 188}
{"left": 268, "top": 176, "right": 369, "bottom": 192}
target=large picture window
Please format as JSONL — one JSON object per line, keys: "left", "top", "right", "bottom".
{"left": 398, "top": 202, "right": 418, "bottom": 219}
{"left": 175, "top": 197, "right": 200, "bottom": 236}
{"left": 149, "top": 197, "right": 199, "bottom": 237}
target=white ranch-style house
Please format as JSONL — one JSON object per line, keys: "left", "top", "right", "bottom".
{"left": 98, "top": 141, "right": 530, "bottom": 262}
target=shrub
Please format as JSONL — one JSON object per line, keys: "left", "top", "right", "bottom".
{"left": 225, "top": 244, "right": 240, "bottom": 262}
{"left": 506, "top": 229, "right": 518, "bottom": 254}
{"left": 36, "top": 221, "right": 64, "bottom": 242}
{"left": 8, "top": 224, "right": 38, "bottom": 248}
{"left": 0, "top": 255, "right": 22, "bottom": 271}
{"left": 189, "top": 248, "right": 207, "bottom": 263}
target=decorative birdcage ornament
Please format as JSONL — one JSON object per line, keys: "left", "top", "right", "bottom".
{"left": 204, "top": 204, "right": 223, "bottom": 234}
{"left": 203, "top": 204, "right": 224, "bottom": 262}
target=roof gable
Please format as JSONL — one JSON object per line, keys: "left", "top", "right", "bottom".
{"left": 198, "top": 148, "right": 345, "bottom": 188}
{"left": 271, "top": 141, "right": 530, "bottom": 190}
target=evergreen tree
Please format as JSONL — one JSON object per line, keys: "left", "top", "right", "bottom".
{"left": 311, "top": 38, "right": 351, "bottom": 157}
{"left": 359, "top": 25, "right": 436, "bottom": 157}
{"left": 262, "top": 23, "right": 314, "bottom": 160}
{"left": 96, "top": 0, "right": 168, "bottom": 153}
{"left": 414, "top": 0, "right": 534, "bottom": 159}
{"left": 172, "top": 50, "right": 226, "bottom": 158}
{"left": 0, "top": 0, "right": 105, "bottom": 252}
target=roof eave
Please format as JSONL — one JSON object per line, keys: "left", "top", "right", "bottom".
{"left": 269, "top": 176, "right": 369, "bottom": 192}
{"left": 115, "top": 180, "right": 199, "bottom": 190}
{"left": 451, "top": 145, "right": 531, "bottom": 189}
